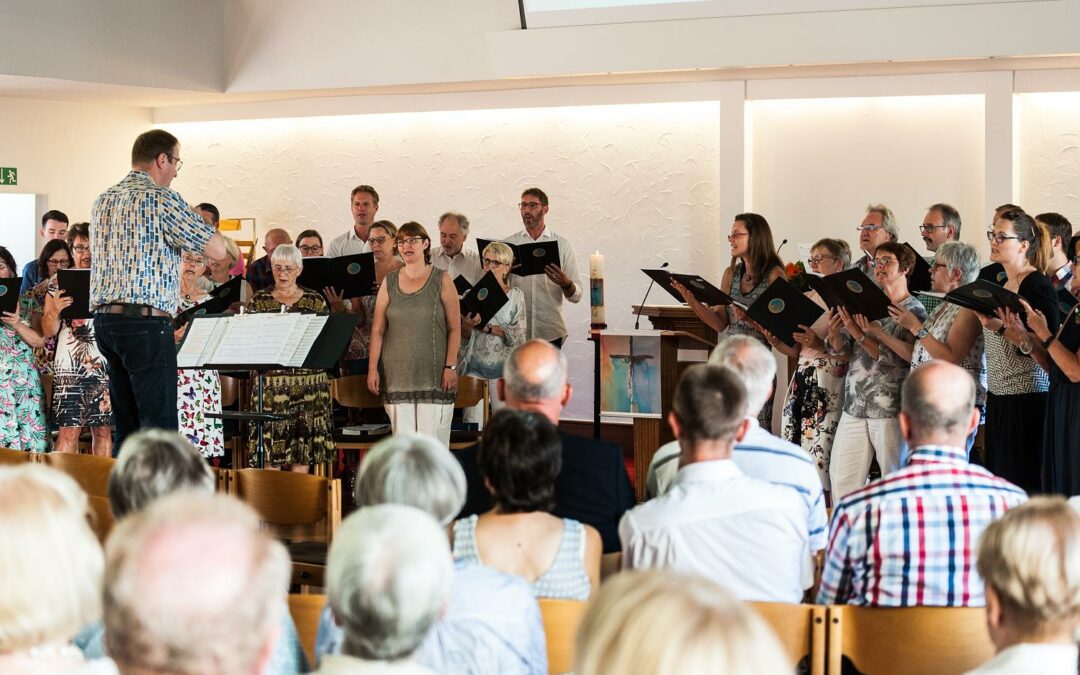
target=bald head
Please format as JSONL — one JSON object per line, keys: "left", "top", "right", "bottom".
{"left": 500, "top": 340, "right": 571, "bottom": 424}
{"left": 900, "top": 360, "right": 979, "bottom": 450}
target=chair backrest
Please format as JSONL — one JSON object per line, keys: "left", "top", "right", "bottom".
{"left": 219, "top": 374, "right": 240, "bottom": 408}
{"left": 827, "top": 605, "right": 995, "bottom": 675}
{"left": 539, "top": 598, "right": 589, "bottom": 675}
{"left": 41, "top": 452, "right": 117, "bottom": 542}
{"left": 329, "top": 375, "right": 383, "bottom": 409}
{"left": 233, "top": 469, "right": 341, "bottom": 543}
{"left": 0, "top": 447, "right": 36, "bottom": 467}
{"left": 211, "top": 467, "right": 231, "bottom": 493}
{"left": 750, "top": 602, "right": 826, "bottom": 675}
{"left": 454, "top": 375, "right": 486, "bottom": 408}
{"left": 288, "top": 593, "right": 327, "bottom": 668}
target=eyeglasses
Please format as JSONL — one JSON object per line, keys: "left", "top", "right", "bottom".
{"left": 272, "top": 265, "right": 299, "bottom": 274}
{"left": 181, "top": 255, "right": 205, "bottom": 265}
{"left": 931, "top": 262, "right": 948, "bottom": 271}
{"left": 482, "top": 258, "right": 506, "bottom": 267}
{"left": 807, "top": 255, "right": 836, "bottom": 264}
{"left": 872, "top": 256, "right": 897, "bottom": 267}
{"left": 71, "top": 245, "right": 90, "bottom": 254}
{"left": 518, "top": 202, "right": 543, "bottom": 210}
{"left": 919, "top": 224, "right": 948, "bottom": 234}
{"left": 167, "top": 154, "right": 184, "bottom": 172}
{"left": 46, "top": 257, "right": 72, "bottom": 268}
{"left": 368, "top": 236, "right": 390, "bottom": 245}
{"left": 727, "top": 232, "right": 749, "bottom": 239}
{"left": 298, "top": 245, "right": 323, "bottom": 254}
{"left": 397, "top": 236, "right": 424, "bottom": 246}
{"left": 986, "top": 231, "right": 1024, "bottom": 245}
{"left": 857, "top": 225, "right": 885, "bottom": 232}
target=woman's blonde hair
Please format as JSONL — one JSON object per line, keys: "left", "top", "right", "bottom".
{"left": 977, "top": 497, "right": 1080, "bottom": 638}
{"left": 482, "top": 241, "right": 514, "bottom": 276}
{"left": 575, "top": 570, "right": 792, "bottom": 675}
{"left": 222, "top": 236, "right": 241, "bottom": 265}
{"left": 0, "top": 465, "right": 104, "bottom": 651}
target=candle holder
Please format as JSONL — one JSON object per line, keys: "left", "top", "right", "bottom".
{"left": 589, "top": 251, "right": 607, "bottom": 330}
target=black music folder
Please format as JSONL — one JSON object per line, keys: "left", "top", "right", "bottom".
{"left": 807, "top": 268, "right": 892, "bottom": 321}
{"left": 904, "top": 242, "right": 932, "bottom": 293}
{"left": 745, "top": 278, "right": 825, "bottom": 348}
{"left": 56, "top": 268, "right": 92, "bottom": 320}
{"left": 641, "top": 269, "right": 687, "bottom": 303}
{"left": 174, "top": 277, "right": 243, "bottom": 328}
{"left": 476, "top": 238, "right": 560, "bottom": 277}
{"left": 0, "top": 277, "right": 19, "bottom": 315}
{"left": 458, "top": 271, "right": 510, "bottom": 328}
{"left": 453, "top": 274, "right": 473, "bottom": 296}
{"left": 670, "top": 273, "right": 742, "bottom": 307}
{"left": 299, "top": 252, "right": 376, "bottom": 299}
{"left": 945, "top": 279, "right": 1027, "bottom": 319}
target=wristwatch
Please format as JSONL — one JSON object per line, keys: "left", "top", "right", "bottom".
{"left": 915, "top": 327, "right": 929, "bottom": 340}
{"left": 444, "top": 364, "right": 457, "bottom": 371}
{"left": 1042, "top": 334, "right": 1056, "bottom": 349}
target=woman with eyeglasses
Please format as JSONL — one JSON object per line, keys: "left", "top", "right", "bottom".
{"left": 340, "top": 221, "right": 403, "bottom": 377}
{"left": 23, "top": 239, "right": 73, "bottom": 377}
{"left": 0, "top": 246, "right": 48, "bottom": 452}
{"left": 672, "top": 212, "right": 786, "bottom": 430}
{"left": 825, "top": 241, "right": 927, "bottom": 499}
{"left": 368, "top": 221, "right": 461, "bottom": 446}
{"left": 1010, "top": 235, "right": 1080, "bottom": 495}
{"left": 974, "top": 210, "right": 1058, "bottom": 494}
{"left": 768, "top": 238, "right": 850, "bottom": 493}
{"left": 460, "top": 241, "right": 527, "bottom": 412}
{"left": 37, "top": 223, "right": 114, "bottom": 456}
{"left": 246, "top": 243, "right": 335, "bottom": 472}
{"left": 171, "top": 251, "right": 225, "bottom": 461}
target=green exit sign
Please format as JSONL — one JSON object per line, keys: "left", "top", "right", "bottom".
{"left": 0, "top": 168, "right": 16, "bottom": 185}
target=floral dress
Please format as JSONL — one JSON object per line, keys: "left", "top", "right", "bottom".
{"left": 50, "top": 275, "right": 112, "bottom": 429}
{"left": 176, "top": 295, "right": 224, "bottom": 458}
{"left": 0, "top": 296, "right": 48, "bottom": 451}
{"left": 727, "top": 263, "right": 777, "bottom": 429}
{"left": 23, "top": 279, "right": 57, "bottom": 377}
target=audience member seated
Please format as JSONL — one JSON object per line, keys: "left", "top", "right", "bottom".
{"left": 316, "top": 433, "right": 547, "bottom": 674}
{"left": 818, "top": 360, "right": 1028, "bottom": 607}
{"left": 646, "top": 335, "right": 827, "bottom": 592}
{"left": 967, "top": 497, "right": 1080, "bottom": 674}
{"left": 316, "top": 505, "right": 454, "bottom": 675}
{"left": 453, "top": 409, "right": 601, "bottom": 599}
{"left": 621, "top": 364, "right": 809, "bottom": 603}
{"left": 455, "top": 340, "right": 634, "bottom": 553}
{"left": 0, "top": 465, "right": 115, "bottom": 674}
{"left": 94, "top": 430, "right": 305, "bottom": 674}
{"left": 574, "top": 569, "right": 792, "bottom": 675}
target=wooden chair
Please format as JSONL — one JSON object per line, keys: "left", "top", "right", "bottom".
{"left": 288, "top": 593, "right": 327, "bottom": 668}
{"left": 211, "top": 466, "right": 231, "bottom": 493}
{"left": 749, "top": 602, "right": 826, "bottom": 675}
{"left": 538, "top": 598, "right": 589, "bottom": 675}
{"left": 0, "top": 447, "right": 38, "bottom": 466}
{"left": 41, "top": 452, "right": 116, "bottom": 542}
{"left": 449, "top": 375, "right": 488, "bottom": 449}
{"left": 219, "top": 374, "right": 246, "bottom": 469}
{"left": 232, "top": 469, "right": 342, "bottom": 590}
{"left": 826, "top": 605, "right": 995, "bottom": 675}
{"left": 329, "top": 374, "right": 388, "bottom": 461}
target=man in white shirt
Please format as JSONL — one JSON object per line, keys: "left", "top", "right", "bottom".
{"left": 506, "top": 188, "right": 582, "bottom": 348}
{"left": 620, "top": 363, "right": 809, "bottom": 603}
{"left": 327, "top": 184, "right": 379, "bottom": 257}
{"left": 431, "top": 212, "right": 482, "bottom": 285}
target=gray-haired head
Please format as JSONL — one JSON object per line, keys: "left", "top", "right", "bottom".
{"left": 438, "top": 212, "right": 470, "bottom": 233}
{"left": 355, "top": 433, "right": 467, "bottom": 526}
{"left": 707, "top": 335, "right": 776, "bottom": 418}
{"left": 503, "top": 339, "right": 569, "bottom": 401}
{"left": 108, "top": 429, "right": 214, "bottom": 520}
{"left": 328, "top": 505, "right": 453, "bottom": 662}
{"left": 934, "top": 242, "right": 980, "bottom": 286}
{"left": 867, "top": 203, "right": 899, "bottom": 241}
{"left": 271, "top": 243, "right": 303, "bottom": 270}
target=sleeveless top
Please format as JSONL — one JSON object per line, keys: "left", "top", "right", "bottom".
{"left": 381, "top": 267, "right": 456, "bottom": 404}
{"left": 726, "top": 264, "right": 770, "bottom": 344}
{"left": 912, "top": 302, "right": 987, "bottom": 408}
{"left": 452, "top": 515, "right": 591, "bottom": 601}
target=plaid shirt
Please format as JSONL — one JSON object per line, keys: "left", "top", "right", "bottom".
{"left": 91, "top": 171, "right": 214, "bottom": 314}
{"left": 817, "top": 445, "right": 1026, "bottom": 607}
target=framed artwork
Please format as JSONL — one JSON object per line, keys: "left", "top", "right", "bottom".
{"left": 599, "top": 330, "right": 662, "bottom": 418}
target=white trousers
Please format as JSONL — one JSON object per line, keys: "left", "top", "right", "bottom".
{"left": 829, "top": 413, "right": 902, "bottom": 500}
{"left": 385, "top": 402, "right": 453, "bottom": 447}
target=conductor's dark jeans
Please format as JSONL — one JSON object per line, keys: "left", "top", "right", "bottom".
{"left": 94, "top": 314, "right": 178, "bottom": 454}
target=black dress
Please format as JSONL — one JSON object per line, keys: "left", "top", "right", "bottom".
{"left": 1044, "top": 300, "right": 1080, "bottom": 495}
{"left": 983, "top": 271, "right": 1059, "bottom": 494}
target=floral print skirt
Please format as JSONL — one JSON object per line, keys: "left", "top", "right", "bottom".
{"left": 248, "top": 370, "right": 335, "bottom": 467}
{"left": 782, "top": 356, "right": 848, "bottom": 491}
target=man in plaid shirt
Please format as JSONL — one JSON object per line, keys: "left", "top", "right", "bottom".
{"left": 817, "top": 360, "right": 1027, "bottom": 607}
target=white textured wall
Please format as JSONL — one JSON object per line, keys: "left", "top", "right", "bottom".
{"left": 1018, "top": 93, "right": 1080, "bottom": 223}
{"left": 163, "top": 102, "right": 722, "bottom": 420}
{"left": 750, "top": 95, "right": 986, "bottom": 262}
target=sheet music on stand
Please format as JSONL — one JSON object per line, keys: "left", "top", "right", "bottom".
{"left": 178, "top": 313, "right": 330, "bottom": 369}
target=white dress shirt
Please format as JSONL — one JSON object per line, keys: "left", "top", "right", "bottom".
{"left": 327, "top": 227, "right": 372, "bottom": 257}
{"left": 620, "top": 459, "right": 809, "bottom": 603}
{"left": 432, "top": 246, "right": 483, "bottom": 286}
{"left": 505, "top": 227, "right": 582, "bottom": 341}
{"left": 964, "top": 643, "right": 1078, "bottom": 675}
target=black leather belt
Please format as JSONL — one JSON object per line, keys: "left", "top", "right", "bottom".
{"left": 95, "top": 303, "right": 170, "bottom": 318}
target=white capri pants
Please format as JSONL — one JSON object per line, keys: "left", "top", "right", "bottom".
{"left": 829, "top": 413, "right": 902, "bottom": 500}
{"left": 385, "top": 402, "right": 453, "bottom": 447}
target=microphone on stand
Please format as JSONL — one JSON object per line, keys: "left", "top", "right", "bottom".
{"left": 635, "top": 262, "right": 669, "bottom": 330}
{"left": 777, "top": 238, "right": 789, "bottom": 257}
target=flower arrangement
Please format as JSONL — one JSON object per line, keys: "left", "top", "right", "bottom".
{"left": 785, "top": 260, "right": 810, "bottom": 291}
